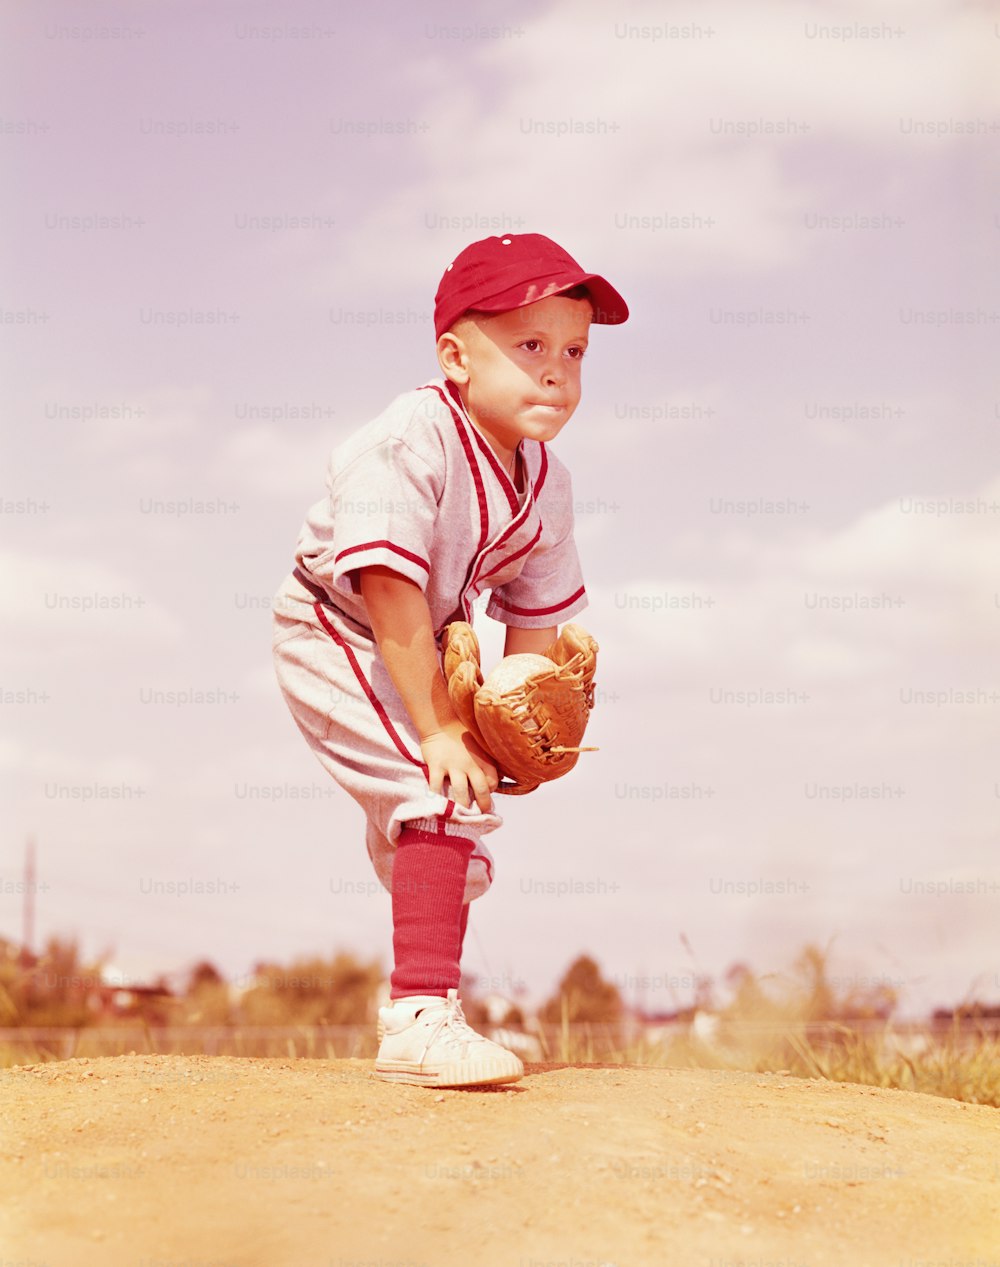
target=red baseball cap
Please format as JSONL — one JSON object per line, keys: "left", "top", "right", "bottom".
{"left": 433, "top": 232, "right": 629, "bottom": 339}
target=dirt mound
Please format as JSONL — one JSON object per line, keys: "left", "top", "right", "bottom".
{"left": 2, "top": 1055, "right": 997, "bottom": 1266}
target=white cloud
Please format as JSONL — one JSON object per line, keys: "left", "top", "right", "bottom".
{"left": 808, "top": 477, "right": 1000, "bottom": 589}
{"left": 590, "top": 470, "right": 1000, "bottom": 683}
{"left": 0, "top": 551, "right": 183, "bottom": 652}
{"left": 35, "top": 383, "right": 210, "bottom": 456}
{"left": 214, "top": 421, "right": 337, "bottom": 499}
{"left": 311, "top": 0, "right": 998, "bottom": 295}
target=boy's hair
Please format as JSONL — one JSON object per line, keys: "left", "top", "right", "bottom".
{"left": 552, "top": 284, "right": 592, "bottom": 303}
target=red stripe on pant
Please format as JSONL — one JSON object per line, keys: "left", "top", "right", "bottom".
{"left": 390, "top": 827, "right": 474, "bottom": 999}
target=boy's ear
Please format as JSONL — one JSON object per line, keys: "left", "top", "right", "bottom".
{"left": 436, "top": 331, "right": 470, "bottom": 385}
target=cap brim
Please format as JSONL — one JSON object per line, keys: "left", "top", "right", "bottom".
{"left": 472, "top": 271, "right": 629, "bottom": 326}
{"left": 575, "top": 273, "right": 629, "bottom": 325}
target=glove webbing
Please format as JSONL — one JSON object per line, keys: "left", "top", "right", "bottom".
{"left": 497, "top": 654, "right": 593, "bottom": 761}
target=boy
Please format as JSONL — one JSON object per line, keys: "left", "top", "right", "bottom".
{"left": 272, "top": 233, "right": 628, "bottom": 1087}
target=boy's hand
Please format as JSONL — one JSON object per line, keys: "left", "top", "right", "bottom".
{"left": 420, "top": 721, "right": 499, "bottom": 813}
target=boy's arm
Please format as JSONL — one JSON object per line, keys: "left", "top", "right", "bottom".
{"left": 358, "top": 565, "right": 498, "bottom": 813}
{"left": 503, "top": 625, "right": 558, "bottom": 657}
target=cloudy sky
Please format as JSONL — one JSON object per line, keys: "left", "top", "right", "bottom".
{"left": 2, "top": 0, "right": 997, "bottom": 1018}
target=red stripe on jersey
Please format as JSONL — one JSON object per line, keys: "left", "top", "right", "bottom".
{"left": 532, "top": 443, "right": 549, "bottom": 499}
{"left": 429, "top": 382, "right": 489, "bottom": 554}
{"left": 463, "top": 440, "right": 539, "bottom": 598}
{"left": 335, "top": 540, "right": 431, "bottom": 573}
{"left": 490, "top": 584, "right": 586, "bottom": 618}
{"left": 481, "top": 521, "right": 543, "bottom": 580}
{"left": 465, "top": 507, "right": 537, "bottom": 608}
{"left": 429, "top": 381, "right": 490, "bottom": 621}
{"left": 312, "top": 602, "right": 428, "bottom": 773}
{"left": 469, "top": 427, "right": 520, "bottom": 516}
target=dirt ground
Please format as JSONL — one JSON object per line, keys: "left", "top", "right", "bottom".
{"left": 1, "top": 1055, "right": 998, "bottom": 1267}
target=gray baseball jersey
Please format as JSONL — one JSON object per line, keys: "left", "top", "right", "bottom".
{"left": 272, "top": 377, "right": 587, "bottom": 902}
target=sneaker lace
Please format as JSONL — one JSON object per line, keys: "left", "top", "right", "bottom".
{"left": 419, "top": 994, "right": 485, "bottom": 1059}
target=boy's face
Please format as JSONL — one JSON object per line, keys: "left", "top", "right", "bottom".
{"left": 437, "top": 294, "right": 593, "bottom": 458}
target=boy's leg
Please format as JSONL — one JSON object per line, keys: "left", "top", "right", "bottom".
{"left": 390, "top": 826, "right": 473, "bottom": 999}
{"left": 379, "top": 835, "right": 522, "bottom": 1086}
{"left": 273, "top": 585, "right": 519, "bottom": 1083}
{"left": 376, "top": 826, "right": 522, "bottom": 1088}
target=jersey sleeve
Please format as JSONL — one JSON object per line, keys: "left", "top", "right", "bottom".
{"left": 304, "top": 435, "right": 441, "bottom": 599}
{"left": 485, "top": 460, "right": 588, "bottom": 629}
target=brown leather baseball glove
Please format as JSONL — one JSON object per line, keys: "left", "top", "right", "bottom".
{"left": 441, "top": 621, "right": 599, "bottom": 795}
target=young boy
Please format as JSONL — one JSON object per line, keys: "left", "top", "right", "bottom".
{"left": 272, "top": 233, "right": 628, "bottom": 1087}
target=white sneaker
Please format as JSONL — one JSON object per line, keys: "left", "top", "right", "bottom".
{"left": 374, "top": 989, "right": 524, "bottom": 1088}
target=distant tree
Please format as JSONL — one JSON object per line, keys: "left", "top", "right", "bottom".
{"left": 0, "top": 938, "right": 23, "bottom": 1023}
{"left": 932, "top": 1000, "right": 1000, "bottom": 1024}
{"left": 186, "top": 960, "right": 224, "bottom": 993}
{"left": 720, "top": 945, "right": 899, "bottom": 1025}
{"left": 238, "top": 951, "right": 383, "bottom": 1026}
{"left": 539, "top": 954, "right": 624, "bottom": 1025}
{"left": 836, "top": 977, "right": 897, "bottom": 1021}
{"left": 175, "top": 959, "right": 231, "bottom": 1025}
{"left": 794, "top": 943, "right": 836, "bottom": 1021}
{"left": 721, "top": 961, "right": 787, "bottom": 1022}
{"left": 792, "top": 942, "right": 898, "bottom": 1021}
{"left": 1, "top": 936, "right": 103, "bottom": 1027}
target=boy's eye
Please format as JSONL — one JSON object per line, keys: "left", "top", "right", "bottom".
{"left": 520, "top": 339, "right": 586, "bottom": 359}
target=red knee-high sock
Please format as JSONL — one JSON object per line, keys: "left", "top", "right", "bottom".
{"left": 458, "top": 900, "right": 470, "bottom": 962}
{"left": 390, "top": 828, "right": 473, "bottom": 999}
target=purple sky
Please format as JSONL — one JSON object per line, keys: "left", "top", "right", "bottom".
{"left": 3, "top": 0, "right": 998, "bottom": 1017}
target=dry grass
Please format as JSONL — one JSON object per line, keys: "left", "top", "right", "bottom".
{"left": 553, "top": 1017, "right": 1000, "bottom": 1109}
{"left": 781, "top": 1019, "right": 1000, "bottom": 1107}
{"left": 4, "top": 940, "right": 997, "bottom": 1108}
{"left": 2, "top": 1019, "right": 998, "bottom": 1107}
